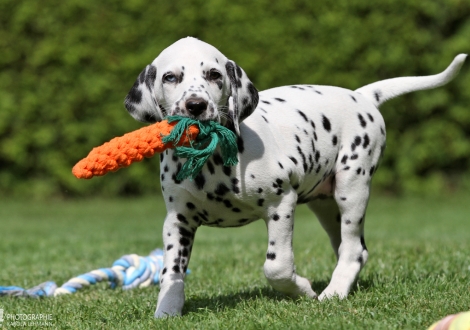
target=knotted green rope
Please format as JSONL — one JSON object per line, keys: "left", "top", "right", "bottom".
{"left": 162, "top": 116, "right": 238, "bottom": 180}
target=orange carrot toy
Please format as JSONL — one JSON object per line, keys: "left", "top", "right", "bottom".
{"left": 72, "top": 116, "right": 239, "bottom": 180}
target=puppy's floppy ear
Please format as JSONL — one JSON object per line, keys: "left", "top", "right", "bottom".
{"left": 124, "top": 64, "right": 164, "bottom": 123}
{"left": 225, "top": 60, "right": 259, "bottom": 135}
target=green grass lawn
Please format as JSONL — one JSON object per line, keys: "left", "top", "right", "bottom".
{"left": 0, "top": 193, "right": 469, "bottom": 329}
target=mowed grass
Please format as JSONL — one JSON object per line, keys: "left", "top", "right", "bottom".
{"left": 0, "top": 193, "right": 469, "bottom": 329}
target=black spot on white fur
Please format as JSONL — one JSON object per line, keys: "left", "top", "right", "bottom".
{"left": 322, "top": 115, "right": 332, "bottom": 132}
{"left": 266, "top": 252, "right": 276, "bottom": 260}
{"left": 374, "top": 90, "right": 381, "bottom": 102}
{"left": 358, "top": 114, "right": 367, "bottom": 128}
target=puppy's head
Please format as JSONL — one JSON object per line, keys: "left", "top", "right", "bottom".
{"left": 124, "top": 37, "right": 258, "bottom": 135}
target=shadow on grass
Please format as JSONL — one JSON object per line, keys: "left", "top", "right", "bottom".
{"left": 351, "top": 276, "right": 376, "bottom": 294}
{"left": 183, "top": 286, "right": 289, "bottom": 315}
{"left": 184, "top": 279, "right": 327, "bottom": 315}
{"left": 183, "top": 276, "right": 378, "bottom": 315}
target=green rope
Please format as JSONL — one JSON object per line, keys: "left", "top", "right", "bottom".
{"left": 162, "top": 116, "right": 238, "bottom": 180}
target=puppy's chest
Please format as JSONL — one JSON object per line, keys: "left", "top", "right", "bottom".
{"left": 160, "top": 150, "right": 261, "bottom": 228}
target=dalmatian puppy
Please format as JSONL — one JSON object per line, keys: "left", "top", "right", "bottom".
{"left": 124, "top": 37, "right": 466, "bottom": 318}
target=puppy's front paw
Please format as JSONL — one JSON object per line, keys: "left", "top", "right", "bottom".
{"left": 154, "top": 280, "right": 185, "bottom": 318}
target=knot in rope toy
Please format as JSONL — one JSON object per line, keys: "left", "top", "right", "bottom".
{"left": 0, "top": 249, "right": 185, "bottom": 297}
{"left": 72, "top": 116, "right": 238, "bottom": 180}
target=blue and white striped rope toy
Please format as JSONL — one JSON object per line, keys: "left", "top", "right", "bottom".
{"left": 0, "top": 249, "right": 183, "bottom": 298}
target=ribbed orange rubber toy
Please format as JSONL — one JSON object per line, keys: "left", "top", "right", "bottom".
{"left": 72, "top": 119, "right": 199, "bottom": 179}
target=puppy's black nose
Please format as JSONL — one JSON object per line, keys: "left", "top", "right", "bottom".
{"left": 185, "top": 98, "right": 208, "bottom": 117}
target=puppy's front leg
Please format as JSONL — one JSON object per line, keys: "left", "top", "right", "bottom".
{"left": 155, "top": 212, "right": 197, "bottom": 318}
{"left": 263, "top": 191, "right": 317, "bottom": 299}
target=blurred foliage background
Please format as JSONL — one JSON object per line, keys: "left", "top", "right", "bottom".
{"left": 0, "top": 0, "right": 469, "bottom": 199}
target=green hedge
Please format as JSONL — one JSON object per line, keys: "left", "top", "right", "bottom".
{"left": 0, "top": 0, "right": 469, "bottom": 198}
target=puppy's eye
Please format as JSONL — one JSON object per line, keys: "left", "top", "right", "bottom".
{"left": 208, "top": 70, "right": 222, "bottom": 80}
{"left": 163, "top": 73, "right": 177, "bottom": 83}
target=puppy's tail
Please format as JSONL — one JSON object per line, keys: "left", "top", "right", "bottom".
{"left": 355, "top": 54, "right": 467, "bottom": 108}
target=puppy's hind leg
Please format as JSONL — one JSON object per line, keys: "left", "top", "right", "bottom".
{"left": 318, "top": 171, "right": 370, "bottom": 301}
{"left": 307, "top": 198, "right": 342, "bottom": 260}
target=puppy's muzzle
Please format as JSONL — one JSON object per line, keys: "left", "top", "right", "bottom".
{"left": 185, "top": 97, "right": 208, "bottom": 117}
